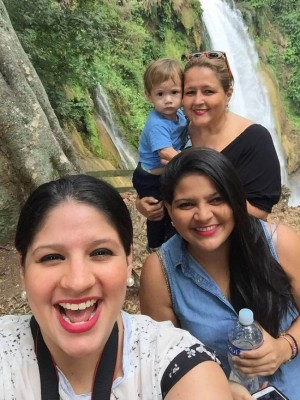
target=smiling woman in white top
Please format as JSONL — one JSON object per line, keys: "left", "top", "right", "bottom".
{"left": 0, "top": 174, "right": 232, "bottom": 400}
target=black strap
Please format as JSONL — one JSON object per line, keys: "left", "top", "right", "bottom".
{"left": 30, "top": 316, "right": 59, "bottom": 400}
{"left": 91, "top": 322, "right": 118, "bottom": 399}
{"left": 30, "top": 316, "right": 119, "bottom": 400}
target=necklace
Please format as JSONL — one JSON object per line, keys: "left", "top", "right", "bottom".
{"left": 30, "top": 316, "right": 119, "bottom": 400}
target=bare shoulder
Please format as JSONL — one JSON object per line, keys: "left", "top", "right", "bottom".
{"left": 227, "top": 112, "right": 253, "bottom": 137}
{"left": 275, "top": 223, "right": 300, "bottom": 307}
{"left": 229, "top": 112, "right": 253, "bottom": 128}
{"left": 140, "top": 251, "right": 167, "bottom": 297}
{"left": 140, "top": 251, "right": 178, "bottom": 325}
{"left": 140, "top": 252, "right": 162, "bottom": 281}
{"left": 275, "top": 223, "right": 300, "bottom": 272}
{"left": 277, "top": 222, "right": 300, "bottom": 244}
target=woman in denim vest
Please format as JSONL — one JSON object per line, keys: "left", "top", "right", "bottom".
{"left": 140, "top": 148, "right": 300, "bottom": 400}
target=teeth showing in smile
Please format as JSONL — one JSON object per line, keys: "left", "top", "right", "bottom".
{"left": 195, "top": 225, "right": 217, "bottom": 232}
{"left": 59, "top": 299, "right": 97, "bottom": 311}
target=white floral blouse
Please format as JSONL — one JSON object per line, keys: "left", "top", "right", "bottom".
{"left": 0, "top": 311, "right": 219, "bottom": 399}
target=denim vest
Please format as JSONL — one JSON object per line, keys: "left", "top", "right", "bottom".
{"left": 159, "top": 221, "right": 300, "bottom": 399}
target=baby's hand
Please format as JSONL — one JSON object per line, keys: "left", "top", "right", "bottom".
{"left": 135, "top": 196, "right": 164, "bottom": 221}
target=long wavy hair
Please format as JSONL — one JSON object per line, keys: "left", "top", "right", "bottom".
{"left": 161, "top": 147, "right": 298, "bottom": 337}
{"left": 15, "top": 174, "right": 133, "bottom": 266}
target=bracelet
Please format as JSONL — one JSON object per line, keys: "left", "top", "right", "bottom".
{"left": 279, "top": 332, "right": 298, "bottom": 361}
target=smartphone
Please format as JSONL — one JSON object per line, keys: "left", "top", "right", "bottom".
{"left": 252, "top": 385, "right": 288, "bottom": 400}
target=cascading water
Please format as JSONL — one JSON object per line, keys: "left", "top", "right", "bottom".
{"left": 200, "top": 0, "right": 300, "bottom": 205}
{"left": 94, "top": 85, "right": 137, "bottom": 169}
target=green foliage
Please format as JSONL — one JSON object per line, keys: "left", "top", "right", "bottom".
{"left": 268, "top": 4, "right": 300, "bottom": 115}
{"left": 4, "top": 0, "right": 203, "bottom": 155}
{"left": 164, "top": 30, "right": 186, "bottom": 59}
{"left": 248, "top": 0, "right": 264, "bottom": 9}
{"left": 236, "top": 0, "right": 300, "bottom": 120}
{"left": 85, "top": 113, "right": 103, "bottom": 157}
{"left": 93, "top": 61, "right": 149, "bottom": 147}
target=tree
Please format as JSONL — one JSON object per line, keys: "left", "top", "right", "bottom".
{"left": 0, "top": 1, "right": 81, "bottom": 244}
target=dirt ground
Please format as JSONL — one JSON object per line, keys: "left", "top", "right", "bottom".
{"left": 0, "top": 192, "right": 300, "bottom": 316}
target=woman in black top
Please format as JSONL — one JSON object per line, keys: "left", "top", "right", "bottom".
{"left": 136, "top": 52, "right": 281, "bottom": 234}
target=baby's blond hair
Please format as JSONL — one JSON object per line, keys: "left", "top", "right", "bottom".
{"left": 143, "top": 58, "right": 183, "bottom": 95}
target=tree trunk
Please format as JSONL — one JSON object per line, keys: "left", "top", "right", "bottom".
{"left": 0, "top": 1, "right": 82, "bottom": 244}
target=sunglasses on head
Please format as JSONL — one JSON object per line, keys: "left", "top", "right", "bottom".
{"left": 184, "top": 51, "right": 234, "bottom": 83}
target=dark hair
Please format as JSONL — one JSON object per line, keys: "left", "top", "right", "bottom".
{"left": 15, "top": 174, "right": 133, "bottom": 265}
{"left": 161, "top": 148, "right": 298, "bottom": 336}
{"left": 184, "top": 56, "right": 233, "bottom": 93}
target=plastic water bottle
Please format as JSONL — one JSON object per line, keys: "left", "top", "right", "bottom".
{"left": 228, "top": 308, "right": 264, "bottom": 394}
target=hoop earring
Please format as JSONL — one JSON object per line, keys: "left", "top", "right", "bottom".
{"left": 21, "top": 290, "right": 27, "bottom": 301}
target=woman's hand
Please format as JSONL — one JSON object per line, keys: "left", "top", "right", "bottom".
{"left": 229, "top": 381, "right": 253, "bottom": 400}
{"left": 231, "top": 328, "right": 290, "bottom": 377}
{"left": 229, "top": 381, "right": 268, "bottom": 400}
{"left": 135, "top": 196, "right": 164, "bottom": 221}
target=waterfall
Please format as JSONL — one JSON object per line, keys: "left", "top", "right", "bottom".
{"left": 94, "top": 85, "right": 137, "bottom": 169}
{"left": 199, "top": 0, "right": 300, "bottom": 205}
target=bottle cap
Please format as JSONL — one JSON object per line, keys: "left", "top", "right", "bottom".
{"left": 238, "top": 308, "right": 254, "bottom": 325}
